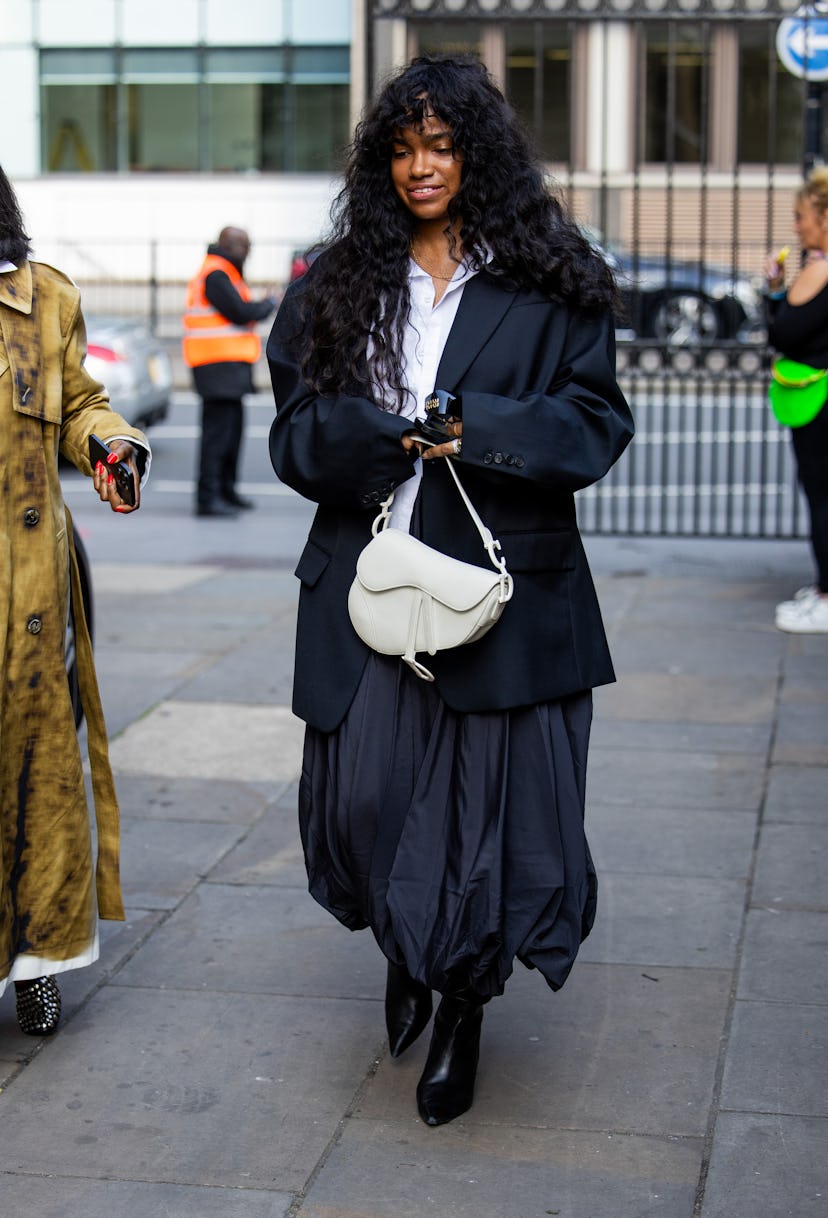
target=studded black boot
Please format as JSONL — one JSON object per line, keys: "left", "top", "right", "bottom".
{"left": 15, "top": 976, "right": 62, "bottom": 1036}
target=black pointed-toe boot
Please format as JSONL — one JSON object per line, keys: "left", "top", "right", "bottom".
{"left": 416, "top": 991, "right": 484, "bottom": 1126}
{"left": 385, "top": 960, "right": 433, "bottom": 1058}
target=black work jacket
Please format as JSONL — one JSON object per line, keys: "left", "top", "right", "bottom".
{"left": 268, "top": 267, "right": 634, "bottom": 732}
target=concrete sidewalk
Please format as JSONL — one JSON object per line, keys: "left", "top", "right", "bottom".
{"left": 0, "top": 524, "right": 825, "bottom": 1218}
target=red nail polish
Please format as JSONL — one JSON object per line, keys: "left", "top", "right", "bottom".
{"left": 95, "top": 461, "right": 103, "bottom": 473}
{"left": 108, "top": 473, "right": 115, "bottom": 484}
{"left": 106, "top": 452, "right": 119, "bottom": 464}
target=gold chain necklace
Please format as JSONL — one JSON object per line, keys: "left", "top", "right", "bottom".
{"left": 410, "top": 247, "right": 462, "bottom": 281}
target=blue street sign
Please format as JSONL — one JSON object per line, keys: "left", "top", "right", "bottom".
{"left": 778, "top": 5, "right": 828, "bottom": 82}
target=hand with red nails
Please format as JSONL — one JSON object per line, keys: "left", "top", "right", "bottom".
{"left": 91, "top": 441, "right": 141, "bottom": 513}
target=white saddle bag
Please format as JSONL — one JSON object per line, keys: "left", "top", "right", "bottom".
{"left": 347, "top": 458, "right": 513, "bottom": 681}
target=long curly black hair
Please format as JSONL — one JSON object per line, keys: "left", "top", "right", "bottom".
{"left": 298, "top": 55, "right": 615, "bottom": 412}
{"left": 0, "top": 164, "right": 32, "bottom": 263}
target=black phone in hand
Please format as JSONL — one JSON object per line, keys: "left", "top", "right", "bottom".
{"left": 88, "top": 434, "right": 136, "bottom": 506}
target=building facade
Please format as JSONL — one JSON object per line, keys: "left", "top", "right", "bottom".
{"left": 0, "top": 0, "right": 815, "bottom": 280}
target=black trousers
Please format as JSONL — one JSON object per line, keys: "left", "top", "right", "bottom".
{"left": 791, "top": 402, "right": 828, "bottom": 592}
{"left": 196, "top": 397, "right": 244, "bottom": 508}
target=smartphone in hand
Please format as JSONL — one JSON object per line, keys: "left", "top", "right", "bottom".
{"left": 88, "top": 434, "right": 136, "bottom": 506}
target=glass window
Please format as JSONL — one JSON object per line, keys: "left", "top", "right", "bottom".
{"left": 42, "top": 83, "right": 117, "bottom": 171}
{"left": 506, "top": 22, "right": 571, "bottom": 163}
{"left": 413, "top": 22, "right": 484, "bottom": 60}
{"left": 40, "top": 45, "right": 349, "bottom": 174}
{"left": 644, "top": 23, "right": 704, "bottom": 163}
{"left": 738, "top": 25, "right": 803, "bottom": 164}
{"left": 128, "top": 83, "right": 199, "bottom": 171}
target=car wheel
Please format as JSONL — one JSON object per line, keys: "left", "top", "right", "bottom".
{"left": 67, "top": 527, "right": 94, "bottom": 728}
{"left": 651, "top": 292, "right": 720, "bottom": 344}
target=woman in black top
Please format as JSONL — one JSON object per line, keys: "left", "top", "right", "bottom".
{"left": 764, "top": 167, "right": 828, "bottom": 633}
{"left": 268, "top": 56, "right": 633, "bottom": 1126}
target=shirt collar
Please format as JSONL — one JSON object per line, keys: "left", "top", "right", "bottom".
{"left": 0, "top": 261, "right": 17, "bottom": 274}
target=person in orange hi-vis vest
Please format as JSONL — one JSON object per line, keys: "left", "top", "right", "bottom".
{"left": 183, "top": 227, "right": 277, "bottom": 516}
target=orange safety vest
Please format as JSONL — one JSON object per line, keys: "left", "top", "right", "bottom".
{"left": 182, "top": 254, "right": 262, "bottom": 368}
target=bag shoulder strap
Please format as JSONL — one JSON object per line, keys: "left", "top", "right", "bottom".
{"left": 372, "top": 458, "right": 509, "bottom": 580}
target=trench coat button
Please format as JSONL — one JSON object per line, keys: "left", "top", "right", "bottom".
{"left": 483, "top": 451, "right": 493, "bottom": 464}
{"left": 24, "top": 507, "right": 40, "bottom": 526}
{"left": 493, "top": 451, "right": 504, "bottom": 464}
{"left": 27, "top": 615, "right": 43, "bottom": 635}
{"left": 515, "top": 456, "right": 525, "bottom": 468}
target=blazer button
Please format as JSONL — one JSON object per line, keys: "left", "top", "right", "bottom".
{"left": 493, "top": 452, "right": 504, "bottom": 464}
{"left": 24, "top": 507, "right": 40, "bottom": 526}
{"left": 483, "top": 452, "right": 493, "bottom": 464}
{"left": 515, "top": 456, "right": 525, "bottom": 468}
{"left": 27, "top": 615, "right": 43, "bottom": 635}
{"left": 505, "top": 454, "right": 515, "bottom": 466}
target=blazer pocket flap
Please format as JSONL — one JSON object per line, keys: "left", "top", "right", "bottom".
{"left": 294, "top": 538, "right": 331, "bottom": 587}
{"left": 499, "top": 529, "right": 575, "bottom": 572}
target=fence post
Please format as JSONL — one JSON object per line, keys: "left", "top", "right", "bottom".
{"left": 149, "top": 239, "right": 158, "bottom": 336}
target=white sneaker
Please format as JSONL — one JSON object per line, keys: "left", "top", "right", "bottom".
{"left": 775, "top": 585, "right": 820, "bottom": 615}
{"left": 775, "top": 593, "right": 828, "bottom": 633}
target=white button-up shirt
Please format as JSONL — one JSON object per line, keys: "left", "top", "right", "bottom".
{"left": 381, "top": 256, "right": 482, "bottom": 533}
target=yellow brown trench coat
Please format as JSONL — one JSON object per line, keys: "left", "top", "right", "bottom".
{"left": 0, "top": 259, "right": 147, "bottom": 996}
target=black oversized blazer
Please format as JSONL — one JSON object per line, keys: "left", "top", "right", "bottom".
{"left": 268, "top": 266, "right": 634, "bottom": 732}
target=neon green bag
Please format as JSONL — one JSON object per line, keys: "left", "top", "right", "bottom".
{"left": 768, "top": 358, "right": 828, "bottom": 427}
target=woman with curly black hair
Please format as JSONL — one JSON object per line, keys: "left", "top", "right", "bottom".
{"left": 268, "top": 56, "right": 633, "bottom": 1127}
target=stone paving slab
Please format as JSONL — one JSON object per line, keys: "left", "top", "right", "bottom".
{"left": 764, "top": 764, "right": 828, "bottom": 823}
{"left": 586, "top": 748, "right": 765, "bottom": 810}
{"left": 359, "top": 964, "right": 730, "bottom": 1139}
{"left": 595, "top": 673, "right": 776, "bottom": 724}
{"left": 0, "top": 987, "right": 381, "bottom": 1192}
{"left": 94, "top": 645, "right": 208, "bottom": 737}
{"left": 0, "top": 1176, "right": 292, "bottom": 1218}
{"left": 92, "top": 597, "right": 277, "bottom": 651}
{"left": 738, "top": 909, "right": 828, "bottom": 1005}
{"left": 771, "top": 700, "right": 828, "bottom": 766}
{"left": 208, "top": 804, "right": 307, "bottom": 888}
{"left": 118, "top": 817, "right": 246, "bottom": 910}
{"left": 751, "top": 822, "right": 828, "bottom": 910}
{"left": 605, "top": 621, "right": 786, "bottom": 676}
{"left": 91, "top": 563, "right": 223, "bottom": 595}
{"left": 173, "top": 624, "right": 296, "bottom": 706}
{"left": 296, "top": 1117, "right": 702, "bottom": 1218}
{"left": 113, "top": 883, "right": 382, "bottom": 1000}
{"left": 720, "top": 1000, "right": 828, "bottom": 1116}
{"left": 107, "top": 700, "right": 304, "bottom": 782}
{"left": 698, "top": 1113, "right": 827, "bottom": 1218}
{"left": 606, "top": 578, "right": 786, "bottom": 629}
{"left": 112, "top": 773, "right": 277, "bottom": 824}
{"left": 588, "top": 805, "right": 757, "bottom": 878}
{"left": 589, "top": 715, "right": 773, "bottom": 756}
{"left": 577, "top": 874, "right": 744, "bottom": 968}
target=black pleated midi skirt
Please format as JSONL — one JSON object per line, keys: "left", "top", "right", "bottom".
{"left": 299, "top": 652, "right": 597, "bottom": 1000}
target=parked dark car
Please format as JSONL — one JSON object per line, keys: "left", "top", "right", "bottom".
{"left": 595, "top": 238, "right": 764, "bottom": 345}
{"left": 67, "top": 527, "right": 94, "bottom": 728}
{"left": 85, "top": 316, "right": 173, "bottom": 428}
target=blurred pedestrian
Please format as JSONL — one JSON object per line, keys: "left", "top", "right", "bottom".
{"left": 268, "top": 56, "right": 633, "bottom": 1126}
{"left": 0, "top": 163, "right": 149, "bottom": 1035}
{"left": 183, "top": 227, "right": 277, "bottom": 517}
{"left": 764, "top": 167, "right": 828, "bottom": 633}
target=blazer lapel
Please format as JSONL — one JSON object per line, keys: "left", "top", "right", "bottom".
{"left": 435, "top": 270, "right": 516, "bottom": 391}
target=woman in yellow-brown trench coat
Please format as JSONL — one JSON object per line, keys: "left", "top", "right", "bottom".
{"left": 0, "top": 165, "right": 147, "bottom": 1035}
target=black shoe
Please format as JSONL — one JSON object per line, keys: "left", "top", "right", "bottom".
{"left": 15, "top": 976, "right": 62, "bottom": 1036}
{"left": 416, "top": 992, "right": 483, "bottom": 1126}
{"left": 385, "top": 961, "right": 433, "bottom": 1058}
{"left": 196, "top": 501, "right": 240, "bottom": 517}
{"left": 222, "top": 492, "right": 255, "bottom": 510}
